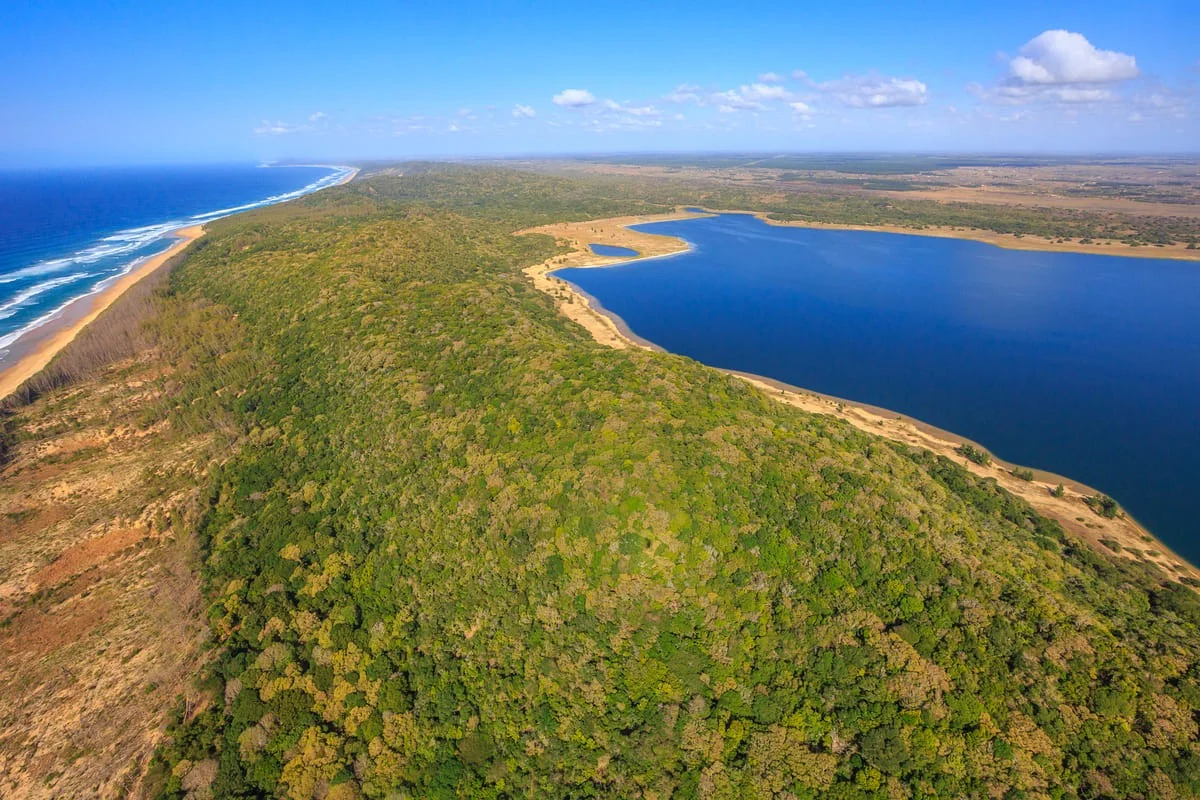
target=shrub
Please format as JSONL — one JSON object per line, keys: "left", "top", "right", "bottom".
{"left": 1086, "top": 495, "right": 1122, "bottom": 519}
{"left": 956, "top": 443, "right": 991, "bottom": 466}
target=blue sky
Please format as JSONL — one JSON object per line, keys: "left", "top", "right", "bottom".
{"left": 1, "top": 0, "right": 1197, "bottom": 165}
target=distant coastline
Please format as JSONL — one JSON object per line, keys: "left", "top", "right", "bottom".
{"left": 0, "top": 165, "right": 358, "bottom": 400}
{"left": 0, "top": 225, "right": 205, "bottom": 399}
{"left": 523, "top": 209, "right": 1200, "bottom": 584}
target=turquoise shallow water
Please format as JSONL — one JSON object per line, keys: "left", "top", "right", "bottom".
{"left": 558, "top": 213, "right": 1200, "bottom": 565}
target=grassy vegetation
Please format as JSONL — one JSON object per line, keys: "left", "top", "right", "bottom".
{"left": 10, "top": 165, "right": 1199, "bottom": 798}
{"left": 0, "top": 250, "right": 220, "bottom": 796}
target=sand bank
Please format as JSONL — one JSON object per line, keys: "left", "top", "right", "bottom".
{"left": 0, "top": 225, "right": 205, "bottom": 400}
{"left": 518, "top": 210, "right": 702, "bottom": 350}
{"left": 520, "top": 210, "right": 1200, "bottom": 585}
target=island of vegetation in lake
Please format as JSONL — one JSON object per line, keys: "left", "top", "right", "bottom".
{"left": 1, "top": 163, "right": 1199, "bottom": 799}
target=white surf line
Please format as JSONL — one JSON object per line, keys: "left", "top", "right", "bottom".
{"left": 0, "top": 165, "right": 356, "bottom": 356}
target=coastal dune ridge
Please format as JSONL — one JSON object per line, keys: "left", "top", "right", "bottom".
{"left": 523, "top": 208, "right": 1200, "bottom": 584}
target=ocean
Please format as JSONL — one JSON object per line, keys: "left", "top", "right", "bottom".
{"left": 0, "top": 163, "right": 351, "bottom": 360}
{"left": 557, "top": 212, "right": 1200, "bottom": 564}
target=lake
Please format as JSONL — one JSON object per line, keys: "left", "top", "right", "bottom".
{"left": 556, "top": 212, "right": 1200, "bottom": 565}
{"left": 589, "top": 243, "right": 639, "bottom": 257}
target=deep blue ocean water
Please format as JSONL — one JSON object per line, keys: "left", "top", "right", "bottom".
{"left": 589, "top": 243, "right": 640, "bottom": 257}
{"left": 0, "top": 163, "right": 351, "bottom": 356}
{"left": 558, "top": 212, "right": 1200, "bottom": 564}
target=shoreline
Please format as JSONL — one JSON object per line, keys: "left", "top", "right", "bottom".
{"left": 332, "top": 165, "right": 360, "bottom": 185}
{"left": 0, "top": 225, "right": 205, "bottom": 400}
{"left": 703, "top": 207, "right": 1200, "bottom": 262}
{"left": 0, "top": 164, "right": 359, "bottom": 400}
{"left": 521, "top": 209, "right": 1200, "bottom": 584}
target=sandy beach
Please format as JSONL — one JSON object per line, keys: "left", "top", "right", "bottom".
{"left": 0, "top": 164, "right": 360, "bottom": 403}
{"left": 521, "top": 210, "right": 1200, "bottom": 585}
{"left": 0, "top": 225, "right": 206, "bottom": 400}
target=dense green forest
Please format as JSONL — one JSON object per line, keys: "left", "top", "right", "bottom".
{"left": 64, "top": 165, "right": 1196, "bottom": 798}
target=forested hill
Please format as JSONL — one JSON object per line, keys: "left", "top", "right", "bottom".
{"left": 126, "top": 166, "right": 1199, "bottom": 797}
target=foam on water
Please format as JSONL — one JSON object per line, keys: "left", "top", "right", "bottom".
{"left": 0, "top": 165, "right": 353, "bottom": 357}
{"left": 0, "top": 273, "right": 91, "bottom": 320}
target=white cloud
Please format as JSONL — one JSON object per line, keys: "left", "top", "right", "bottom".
{"left": 741, "top": 83, "right": 789, "bottom": 101}
{"left": 1008, "top": 30, "right": 1138, "bottom": 86}
{"left": 983, "top": 84, "right": 1115, "bottom": 104}
{"left": 254, "top": 120, "right": 299, "bottom": 135}
{"left": 1131, "top": 86, "right": 1191, "bottom": 119}
{"left": 1050, "top": 87, "right": 1114, "bottom": 103}
{"left": 714, "top": 92, "right": 762, "bottom": 112}
{"left": 711, "top": 83, "right": 794, "bottom": 113}
{"left": 552, "top": 89, "right": 596, "bottom": 108}
{"left": 664, "top": 84, "right": 703, "bottom": 104}
{"left": 976, "top": 31, "right": 1141, "bottom": 107}
{"left": 512, "top": 104, "right": 536, "bottom": 118}
{"left": 789, "top": 101, "right": 812, "bottom": 113}
{"left": 599, "top": 99, "right": 662, "bottom": 119}
{"left": 255, "top": 112, "right": 332, "bottom": 135}
{"left": 820, "top": 75, "right": 928, "bottom": 108}
{"left": 758, "top": 71, "right": 784, "bottom": 83}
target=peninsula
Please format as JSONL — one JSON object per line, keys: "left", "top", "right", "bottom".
{"left": 523, "top": 210, "right": 1200, "bottom": 583}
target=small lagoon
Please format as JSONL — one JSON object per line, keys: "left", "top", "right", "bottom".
{"left": 557, "top": 213, "right": 1200, "bottom": 564}
{"left": 588, "top": 243, "right": 640, "bottom": 257}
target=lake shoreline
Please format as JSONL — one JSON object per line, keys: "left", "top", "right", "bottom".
{"left": 702, "top": 207, "right": 1200, "bottom": 262}
{"left": 523, "top": 210, "right": 1200, "bottom": 584}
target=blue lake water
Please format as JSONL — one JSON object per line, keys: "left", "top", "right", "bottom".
{"left": 589, "top": 243, "right": 640, "bottom": 257}
{"left": 557, "top": 212, "right": 1200, "bottom": 564}
{"left": 0, "top": 163, "right": 352, "bottom": 359}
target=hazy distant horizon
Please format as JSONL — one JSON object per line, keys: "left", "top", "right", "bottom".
{"left": 5, "top": 149, "right": 1200, "bottom": 171}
